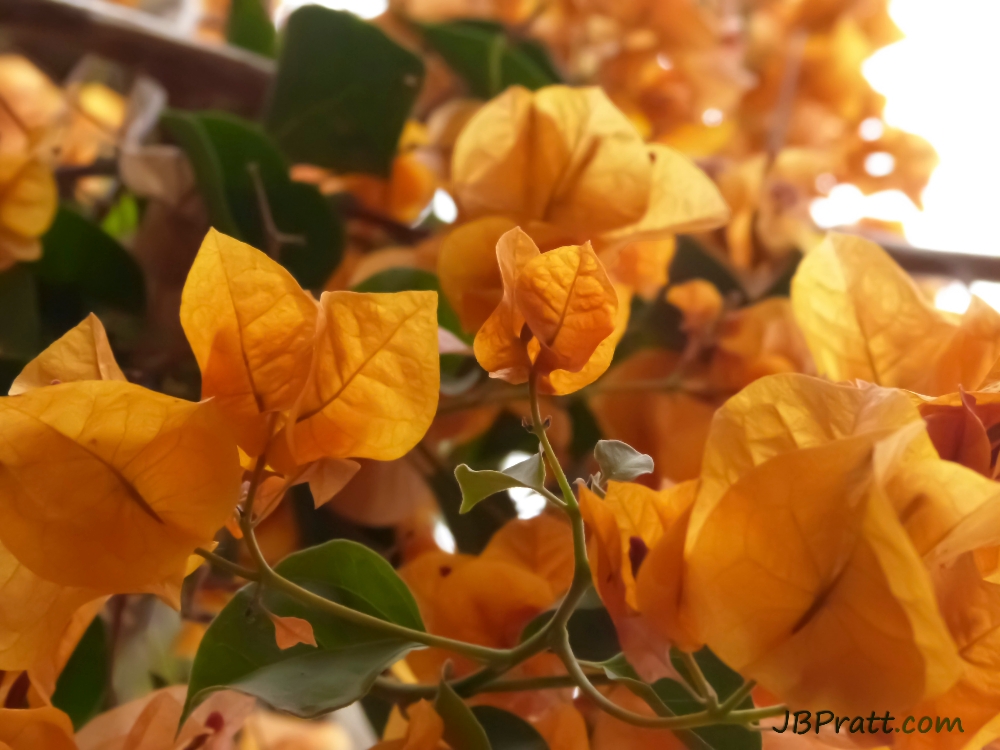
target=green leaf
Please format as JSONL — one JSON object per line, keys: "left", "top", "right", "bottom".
{"left": 661, "top": 647, "right": 761, "bottom": 750}
{"left": 51, "top": 616, "right": 107, "bottom": 730}
{"left": 0, "top": 264, "right": 40, "bottom": 361}
{"left": 455, "top": 452, "right": 546, "bottom": 514}
{"left": 436, "top": 680, "right": 491, "bottom": 750}
{"left": 420, "top": 21, "right": 558, "bottom": 98}
{"left": 352, "top": 268, "right": 466, "bottom": 340}
{"left": 163, "top": 110, "right": 343, "bottom": 290}
{"left": 472, "top": 706, "right": 548, "bottom": 750}
{"left": 183, "top": 540, "right": 424, "bottom": 722}
{"left": 594, "top": 439, "right": 654, "bottom": 483}
{"left": 266, "top": 7, "right": 424, "bottom": 176}
{"left": 227, "top": 0, "right": 276, "bottom": 57}
{"left": 34, "top": 207, "right": 145, "bottom": 314}
{"left": 670, "top": 236, "right": 746, "bottom": 302}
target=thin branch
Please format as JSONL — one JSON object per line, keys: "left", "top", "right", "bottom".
{"left": 716, "top": 680, "right": 757, "bottom": 716}
{"left": 678, "top": 650, "right": 718, "bottom": 710}
{"left": 195, "top": 547, "right": 259, "bottom": 581}
{"left": 765, "top": 29, "right": 807, "bottom": 170}
{"left": 238, "top": 441, "right": 546, "bottom": 664}
{"left": 553, "top": 632, "right": 784, "bottom": 731}
{"left": 371, "top": 671, "right": 612, "bottom": 702}
{"left": 247, "top": 162, "right": 306, "bottom": 259}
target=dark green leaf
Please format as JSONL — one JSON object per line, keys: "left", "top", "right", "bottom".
{"left": 183, "top": 540, "right": 424, "bottom": 722}
{"left": 163, "top": 110, "right": 343, "bottom": 290}
{"left": 0, "top": 264, "right": 40, "bottom": 360}
{"left": 670, "top": 236, "right": 746, "bottom": 301}
{"left": 267, "top": 7, "right": 424, "bottom": 175}
{"left": 567, "top": 398, "right": 602, "bottom": 462}
{"left": 436, "top": 680, "right": 491, "bottom": 750}
{"left": 352, "top": 268, "right": 465, "bottom": 339}
{"left": 34, "top": 207, "right": 145, "bottom": 315}
{"left": 594, "top": 440, "right": 654, "bottom": 483}
{"left": 756, "top": 250, "right": 801, "bottom": 300}
{"left": 420, "top": 21, "right": 557, "bottom": 98}
{"left": 520, "top": 592, "right": 621, "bottom": 662}
{"left": 227, "top": 0, "right": 276, "bottom": 57}
{"left": 614, "top": 294, "right": 685, "bottom": 361}
{"left": 670, "top": 646, "right": 745, "bottom": 701}
{"left": 472, "top": 706, "right": 548, "bottom": 750}
{"left": 0, "top": 357, "right": 25, "bottom": 394}
{"left": 455, "top": 452, "right": 545, "bottom": 513}
{"left": 51, "top": 616, "right": 107, "bottom": 730}
{"left": 160, "top": 111, "right": 240, "bottom": 235}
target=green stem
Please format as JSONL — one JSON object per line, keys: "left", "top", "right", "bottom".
{"left": 527, "top": 370, "right": 591, "bottom": 635}
{"left": 238, "top": 446, "right": 523, "bottom": 664}
{"left": 679, "top": 650, "right": 718, "bottom": 709}
{"left": 372, "top": 671, "right": 612, "bottom": 702}
{"left": 716, "top": 680, "right": 757, "bottom": 716}
{"left": 552, "top": 632, "right": 783, "bottom": 730}
{"left": 195, "top": 547, "right": 259, "bottom": 581}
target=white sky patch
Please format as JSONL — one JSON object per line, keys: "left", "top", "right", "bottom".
{"left": 432, "top": 519, "right": 457, "bottom": 553}
{"left": 934, "top": 280, "right": 972, "bottom": 314}
{"left": 433, "top": 188, "right": 458, "bottom": 224}
{"left": 809, "top": 0, "right": 1000, "bottom": 254}
{"left": 701, "top": 108, "right": 724, "bottom": 127}
{"left": 500, "top": 451, "right": 547, "bottom": 519}
{"left": 864, "top": 151, "right": 896, "bottom": 177}
{"left": 275, "top": 0, "right": 388, "bottom": 26}
{"left": 862, "top": 0, "right": 1000, "bottom": 253}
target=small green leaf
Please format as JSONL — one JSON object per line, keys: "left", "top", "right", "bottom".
{"left": 51, "top": 616, "right": 107, "bottom": 730}
{"left": 455, "top": 453, "right": 546, "bottom": 514}
{"left": 0, "top": 264, "right": 40, "bottom": 361}
{"left": 183, "top": 540, "right": 424, "bottom": 722}
{"left": 35, "top": 207, "right": 145, "bottom": 315}
{"left": 420, "top": 21, "right": 558, "bottom": 98}
{"left": 436, "top": 680, "right": 491, "bottom": 750}
{"left": 163, "top": 110, "right": 343, "bottom": 290}
{"left": 599, "top": 652, "right": 642, "bottom": 681}
{"left": 227, "top": 0, "right": 276, "bottom": 57}
{"left": 472, "top": 706, "right": 548, "bottom": 750}
{"left": 100, "top": 192, "right": 140, "bottom": 240}
{"left": 594, "top": 440, "right": 654, "bottom": 483}
{"left": 266, "top": 7, "right": 424, "bottom": 176}
{"left": 352, "top": 268, "right": 466, "bottom": 340}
